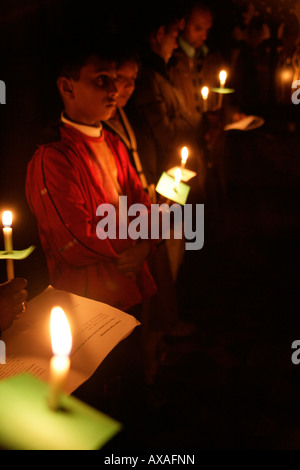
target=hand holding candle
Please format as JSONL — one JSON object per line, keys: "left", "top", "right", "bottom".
{"left": 2, "top": 211, "right": 14, "bottom": 281}
{"left": 48, "top": 307, "right": 72, "bottom": 411}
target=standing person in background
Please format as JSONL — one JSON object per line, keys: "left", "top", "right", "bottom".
{"left": 169, "top": 0, "right": 223, "bottom": 115}
{"left": 131, "top": 5, "right": 206, "bottom": 291}
{"left": 104, "top": 47, "right": 196, "bottom": 384}
{"left": 132, "top": 5, "right": 206, "bottom": 197}
{"left": 103, "top": 47, "right": 157, "bottom": 202}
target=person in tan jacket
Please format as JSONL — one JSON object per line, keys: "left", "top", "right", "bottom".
{"left": 169, "top": 1, "right": 224, "bottom": 115}
{"left": 132, "top": 7, "right": 206, "bottom": 196}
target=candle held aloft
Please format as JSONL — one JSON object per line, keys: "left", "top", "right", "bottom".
{"left": 201, "top": 86, "right": 209, "bottom": 112}
{"left": 2, "top": 211, "right": 14, "bottom": 280}
{"left": 218, "top": 70, "right": 227, "bottom": 108}
{"left": 219, "top": 70, "right": 227, "bottom": 87}
{"left": 181, "top": 147, "right": 189, "bottom": 169}
{"left": 48, "top": 307, "right": 72, "bottom": 411}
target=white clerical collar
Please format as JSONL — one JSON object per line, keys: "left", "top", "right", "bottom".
{"left": 61, "top": 113, "right": 102, "bottom": 137}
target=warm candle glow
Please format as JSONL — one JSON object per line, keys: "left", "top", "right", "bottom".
{"left": 2, "top": 211, "right": 12, "bottom": 227}
{"left": 48, "top": 307, "right": 72, "bottom": 411}
{"left": 2, "top": 210, "right": 14, "bottom": 280}
{"left": 219, "top": 70, "right": 227, "bottom": 87}
{"left": 181, "top": 146, "right": 189, "bottom": 165}
{"left": 201, "top": 86, "right": 209, "bottom": 100}
{"left": 281, "top": 69, "right": 293, "bottom": 82}
{"left": 50, "top": 307, "right": 72, "bottom": 356}
{"left": 174, "top": 168, "right": 182, "bottom": 191}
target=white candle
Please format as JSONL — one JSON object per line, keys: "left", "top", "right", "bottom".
{"left": 181, "top": 147, "right": 189, "bottom": 169}
{"left": 173, "top": 168, "right": 182, "bottom": 192}
{"left": 218, "top": 70, "right": 227, "bottom": 108}
{"left": 48, "top": 307, "right": 72, "bottom": 411}
{"left": 2, "top": 211, "right": 14, "bottom": 280}
{"left": 201, "top": 86, "right": 209, "bottom": 112}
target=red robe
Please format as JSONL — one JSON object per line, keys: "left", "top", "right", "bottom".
{"left": 26, "top": 123, "right": 156, "bottom": 311}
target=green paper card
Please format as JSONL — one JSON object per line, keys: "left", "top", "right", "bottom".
{"left": 0, "top": 374, "right": 121, "bottom": 450}
{"left": 211, "top": 87, "right": 235, "bottom": 94}
{"left": 156, "top": 172, "right": 190, "bottom": 205}
{"left": 0, "top": 245, "right": 35, "bottom": 259}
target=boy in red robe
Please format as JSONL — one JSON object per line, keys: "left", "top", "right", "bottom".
{"left": 26, "top": 43, "right": 156, "bottom": 313}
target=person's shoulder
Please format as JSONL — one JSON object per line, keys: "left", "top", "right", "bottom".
{"left": 28, "top": 139, "right": 78, "bottom": 176}
{"left": 103, "top": 127, "right": 119, "bottom": 146}
{"left": 32, "top": 140, "right": 71, "bottom": 159}
{"left": 170, "top": 46, "right": 186, "bottom": 63}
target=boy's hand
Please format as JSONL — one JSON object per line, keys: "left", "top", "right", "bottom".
{"left": 0, "top": 278, "right": 28, "bottom": 331}
{"left": 116, "top": 241, "right": 151, "bottom": 276}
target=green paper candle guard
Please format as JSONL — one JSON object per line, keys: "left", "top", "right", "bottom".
{"left": 156, "top": 169, "right": 190, "bottom": 206}
{"left": 0, "top": 301, "right": 122, "bottom": 449}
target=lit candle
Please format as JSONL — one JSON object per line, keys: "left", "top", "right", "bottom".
{"left": 2, "top": 211, "right": 14, "bottom": 280}
{"left": 181, "top": 147, "right": 189, "bottom": 169}
{"left": 219, "top": 70, "right": 227, "bottom": 88}
{"left": 218, "top": 70, "right": 227, "bottom": 108}
{"left": 173, "top": 168, "right": 182, "bottom": 192}
{"left": 48, "top": 307, "right": 72, "bottom": 411}
{"left": 201, "top": 86, "right": 209, "bottom": 112}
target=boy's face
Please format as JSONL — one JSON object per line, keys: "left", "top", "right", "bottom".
{"left": 59, "top": 56, "right": 119, "bottom": 125}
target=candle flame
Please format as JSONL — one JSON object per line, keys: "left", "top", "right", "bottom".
{"left": 50, "top": 307, "right": 72, "bottom": 356}
{"left": 2, "top": 211, "right": 12, "bottom": 227}
{"left": 219, "top": 70, "right": 227, "bottom": 86}
{"left": 174, "top": 168, "right": 182, "bottom": 188}
{"left": 181, "top": 146, "right": 189, "bottom": 164}
{"left": 201, "top": 86, "right": 209, "bottom": 99}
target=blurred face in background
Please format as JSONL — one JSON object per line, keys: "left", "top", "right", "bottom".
{"left": 151, "top": 20, "right": 181, "bottom": 63}
{"left": 116, "top": 59, "right": 139, "bottom": 108}
{"left": 183, "top": 7, "right": 213, "bottom": 49}
{"left": 160, "top": 22, "right": 180, "bottom": 62}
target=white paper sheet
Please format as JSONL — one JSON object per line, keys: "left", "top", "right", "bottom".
{"left": 0, "top": 286, "right": 140, "bottom": 393}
